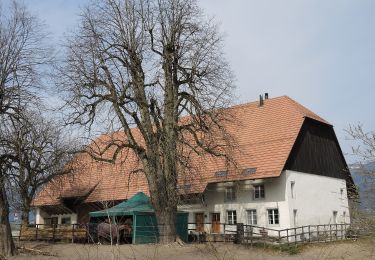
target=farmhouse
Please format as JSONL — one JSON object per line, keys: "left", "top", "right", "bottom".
{"left": 32, "top": 95, "right": 353, "bottom": 233}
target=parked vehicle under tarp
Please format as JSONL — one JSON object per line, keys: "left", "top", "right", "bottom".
{"left": 89, "top": 192, "right": 188, "bottom": 244}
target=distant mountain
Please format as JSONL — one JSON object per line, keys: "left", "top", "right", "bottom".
{"left": 349, "top": 161, "right": 375, "bottom": 211}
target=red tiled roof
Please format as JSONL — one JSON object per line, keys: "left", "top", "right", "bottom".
{"left": 33, "top": 96, "right": 329, "bottom": 207}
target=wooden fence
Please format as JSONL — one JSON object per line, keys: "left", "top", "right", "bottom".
{"left": 12, "top": 222, "right": 354, "bottom": 246}
{"left": 13, "top": 224, "right": 88, "bottom": 243}
{"left": 188, "top": 222, "right": 353, "bottom": 246}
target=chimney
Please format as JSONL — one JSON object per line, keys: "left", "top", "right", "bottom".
{"left": 259, "top": 94, "right": 264, "bottom": 107}
{"left": 265, "top": 93, "right": 269, "bottom": 100}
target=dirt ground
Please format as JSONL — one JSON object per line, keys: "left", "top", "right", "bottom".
{"left": 8, "top": 237, "right": 375, "bottom": 260}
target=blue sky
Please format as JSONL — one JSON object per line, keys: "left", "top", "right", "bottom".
{"left": 12, "top": 0, "right": 375, "bottom": 162}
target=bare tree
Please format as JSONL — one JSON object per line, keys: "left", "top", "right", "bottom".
{"left": 346, "top": 124, "right": 375, "bottom": 234}
{"left": 59, "top": 0, "right": 234, "bottom": 242}
{"left": 0, "top": 0, "right": 52, "bottom": 256}
{"left": 3, "top": 111, "right": 77, "bottom": 226}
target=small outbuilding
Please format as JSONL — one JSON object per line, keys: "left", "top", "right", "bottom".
{"left": 89, "top": 192, "right": 188, "bottom": 244}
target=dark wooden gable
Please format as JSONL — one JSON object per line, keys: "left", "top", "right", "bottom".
{"left": 284, "top": 118, "right": 350, "bottom": 180}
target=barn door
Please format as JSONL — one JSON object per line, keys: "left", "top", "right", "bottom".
{"left": 195, "top": 213, "right": 204, "bottom": 232}
{"left": 211, "top": 213, "right": 220, "bottom": 233}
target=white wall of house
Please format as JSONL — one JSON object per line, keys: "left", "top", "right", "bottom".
{"left": 35, "top": 208, "right": 78, "bottom": 225}
{"left": 179, "top": 172, "right": 291, "bottom": 233}
{"left": 179, "top": 170, "right": 350, "bottom": 233}
{"left": 285, "top": 170, "right": 350, "bottom": 227}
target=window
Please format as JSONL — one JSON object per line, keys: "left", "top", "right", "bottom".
{"left": 291, "top": 181, "right": 295, "bottom": 198}
{"left": 254, "top": 185, "right": 265, "bottom": 199}
{"left": 293, "top": 209, "right": 298, "bottom": 227}
{"left": 268, "top": 209, "right": 279, "bottom": 225}
{"left": 44, "top": 217, "right": 58, "bottom": 226}
{"left": 340, "top": 188, "right": 344, "bottom": 198}
{"left": 61, "top": 217, "right": 71, "bottom": 225}
{"left": 333, "top": 211, "right": 338, "bottom": 224}
{"left": 242, "top": 168, "right": 257, "bottom": 175}
{"left": 225, "top": 187, "right": 236, "bottom": 202}
{"left": 215, "top": 170, "right": 227, "bottom": 177}
{"left": 247, "top": 210, "right": 257, "bottom": 225}
{"left": 343, "top": 211, "right": 346, "bottom": 223}
{"left": 227, "top": 210, "right": 237, "bottom": 224}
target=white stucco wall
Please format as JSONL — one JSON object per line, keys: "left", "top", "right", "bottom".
{"left": 35, "top": 208, "right": 78, "bottom": 225}
{"left": 179, "top": 170, "right": 351, "bottom": 232}
{"left": 179, "top": 172, "right": 291, "bottom": 232}
{"left": 285, "top": 170, "right": 350, "bottom": 227}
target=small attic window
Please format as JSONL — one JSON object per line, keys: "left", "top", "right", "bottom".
{"left": 242, "top": 168, "right": 257, "bottom": 175}
{"left": 215, "top": 170, "right": 228, "bottom": 177}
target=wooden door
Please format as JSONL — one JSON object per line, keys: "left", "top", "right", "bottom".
{"left": 195, "top": 213, "right": 204, "bottom": 232}
{"left": 211, "top": 213, "right": 220, "bottom": 233}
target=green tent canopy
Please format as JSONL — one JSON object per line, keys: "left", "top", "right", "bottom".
{"left": 89, "top": 192, "right": 154, "bottom": 218}
{"left": 88, "top": 192, "right": 188, "bottom": 243}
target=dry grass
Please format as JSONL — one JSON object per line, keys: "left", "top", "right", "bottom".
{"left": 8, "top": 236, "right": 375, "bottom": 260}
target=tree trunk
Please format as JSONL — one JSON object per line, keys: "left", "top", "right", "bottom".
{"left": 21, "top": 208, "right": 29, "bottom": 227}
{"left": 0, "top": 180, "right": 16, "bottom": 257}
{"left": 146, "top": 165, "right": 178, "bottom": 244}
{"left": 21, "top": 198, "right": 31, "bottom": 227}
{"left": 154, "top": 204, "right": 177, "bottom": 244}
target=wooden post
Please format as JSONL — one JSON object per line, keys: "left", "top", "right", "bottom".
{"left": 250, "top": 226, "right": 253, "bottom": 246}
{"left": 341, "top": 224, "right": 344, "bottom": 240}
{"left": 308, "top": 225, "right": 311, "bottom": 242}
{"left": 72, "top": 224, "right": 75, "bottom": 243}
{"left": 278, "top": 230, "right": 281, "bottom": 248}
{"left": 329, "top": 224, "right": 332, "bottom": 241}
{"left": 317, "top": 225, "right": 320, "bottom": 242}
{"left": 335, "top": 224, "right": 338, "bottom": 241}
{"left": 53, "top": 224, "right": 56, "bottom": 242}
{"left": 236, "top": 223, "right": 244, "bottom": 244}
{"left": 324, "top": 225, "right": 327, "bottom": 243}
{"left": 287, "top": 229, "right": 289, "bottom": 246}
{"left": 294, "top": 228, "right": 297, "bottom": 244}
{"left": 223, "top": 223, "right": 226, "bottom": 242}
{"left": 36, "top": 224, "right": 39, "bottom": 240}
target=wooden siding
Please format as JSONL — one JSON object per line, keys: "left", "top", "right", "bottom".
{"left": 284, "top": 118, "right": 350, "bottom": 180}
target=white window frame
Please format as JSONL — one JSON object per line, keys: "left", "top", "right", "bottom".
{"left": 225, "top": 187, "right": 236, "bottom": 202}
{"left": 227, "top": 210, "right": 237, "bottom": 225}
{"left": 333, "top": 211, "right": 338, "bottom": 224}
{"left": 267, "top": 208, "right": 279, "bottom": 225}
{"left": 293, "top": 209, "right": 297, "bottom": 227}
{"left": 291, "top": 181, "right": 295, "bottom": 198}
{"left": 247, "top": 209, "right": 257, "bottom": 225}
{"left": 253, "top": 184, "right": 265, "bottom": 199}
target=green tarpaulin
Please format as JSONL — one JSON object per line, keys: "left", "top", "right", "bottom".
{"left": 89, "top": 192, "right": 154, "bottom": 218}
{"left": 88, "top": 192, "right": 189, "bottom": 243}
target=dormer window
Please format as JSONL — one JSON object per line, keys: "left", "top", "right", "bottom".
{"left": 242, "top": 168, "right": 256, "bottom": 175}
{"left": 215, "top": 170, "right": 227, "bottom": 177}
{"left": 254, "top": 184, "right": 265, "bottom": 199}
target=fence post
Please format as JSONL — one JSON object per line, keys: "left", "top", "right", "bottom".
{"left": 53, "top": 224, "right": 56, "bottom": 242}
{"left": 341, "top": 224, "right": 344, "bottom": 240}
{"left": 329, "top": 224, "right": 332, "bottom": 241}
{"left": 325, "top": 225, "right": 328, "bottom": 243}
{"left": 294, "top": 228, "right": 297, "bottom": 244}
{"left": 286, "top": 229, "right": 289, "bottom": 246}
{"left": 308, "top": 225, "right": 311, "bottom": 243}
{"left": 235, "top": 223, "right": 244, "bottom": 244}
{"left": 35, "top": 224, "right": 39, "bottom": 240}
{"left": 72, "top": 224, "right": 75, "bottom": 243}
{"left": 335, "top": 224, "right": 338, "bottom": 241}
